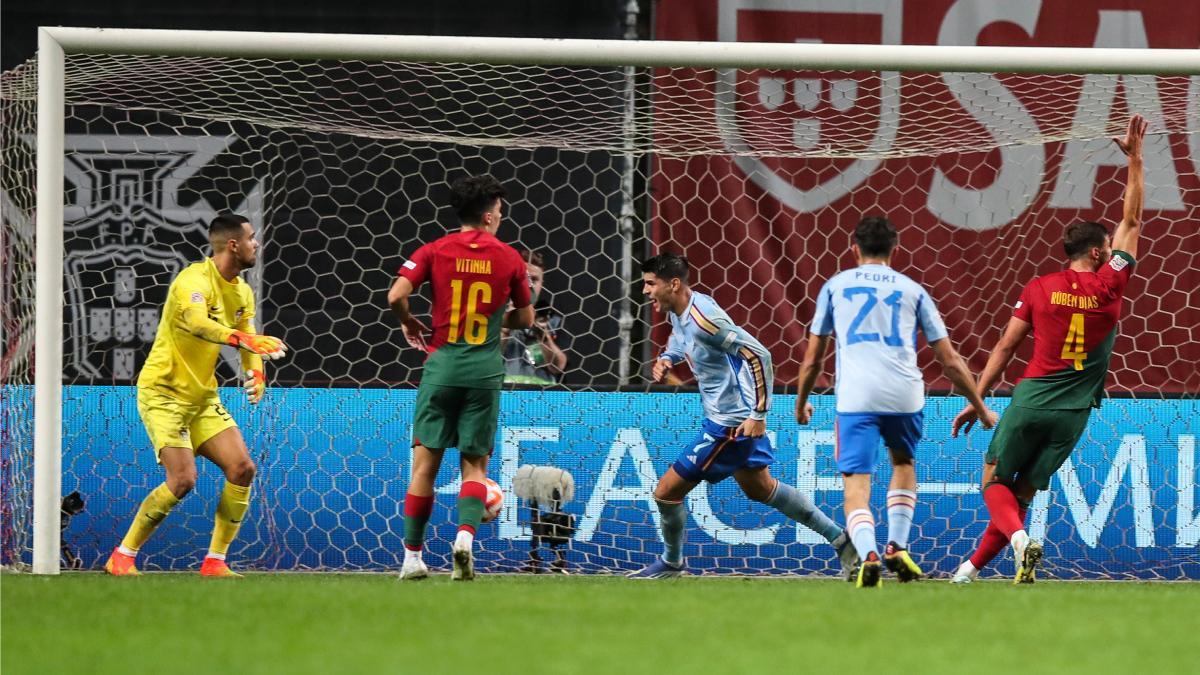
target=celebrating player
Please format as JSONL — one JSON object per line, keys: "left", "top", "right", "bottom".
{"left": 388, "top": 174, "right": 533, "bottom": 581}
{"left": 950, "top": 114, "right": 1148, "bottom": 585}
{"left": 795, "top": 217, "right": 995, "bottom": 587}
{"left": 105, "top": 214, "right": 287, "bottom": 577}
{"left": 627, "top": 253, "right": 858, "bottom": 580}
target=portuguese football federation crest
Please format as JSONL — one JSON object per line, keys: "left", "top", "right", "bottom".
{"left": 49, "top": 134, "right": 264, "bottom": 383}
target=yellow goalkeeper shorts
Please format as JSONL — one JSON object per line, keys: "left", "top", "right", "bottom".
{"left": 137, "top": 387, "right": 238, "bottom": 462}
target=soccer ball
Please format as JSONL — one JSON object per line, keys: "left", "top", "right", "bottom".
{"left": 482, "top": 478, "right": 504, "bottom": 523}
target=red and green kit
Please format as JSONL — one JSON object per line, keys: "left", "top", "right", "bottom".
{"left": 398, "top": 229, "right": 532, "bottom": 389}
{"left": 398, "top": 229, "right": 531, "bottom": 457}
{"left": 986, "top": 251, "right": 1135, "bottom": 490}
{"left": 1009, "top": 250, "right": 1135, "bottom": 409}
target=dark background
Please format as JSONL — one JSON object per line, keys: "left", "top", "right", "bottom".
{"left": 4, "top": 0, "right": 658, "bottom": 388}
{"left": 3, "top": 0, "right": 649, "bottom": 71}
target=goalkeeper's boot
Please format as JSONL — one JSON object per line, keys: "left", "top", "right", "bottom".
{"left": 627, "top": 557, "right": 685, "bottom": 579}
{"left": 399, "top": 555, "right": 429, "bottom": 581}
{"left": 883, "top": 541, "right": 923, "bottom": 582}
{"left": 451, "top": 543, "right": 475, "bottom": 581}
{"left": 951, "top": 560, "right": 979, "bottom": 585}
{"left": 104, "top": 548, "right": 141, "bottom": 577}
{"left": 856, "top": 552, "right": 883, "bottom": 588}
{"left": 1013, "top": 537, "right": 1043, "bottom": 585}
{"left": 200, "top": 556, "right": 244, "bottom": 578}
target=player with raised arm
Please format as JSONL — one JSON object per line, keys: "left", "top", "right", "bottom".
{"left": 795, "top": 217, "right": 995, "bottom": 588}
{"left": 388, "top": 174, "right": 533, "bottom": 582}
{"left": 627, "top": 253, "right": 859, "bottom": 580}
{"left": 950, "top": 115, "right": 1148, "bottom": 585}
{"left": 105, "top": 214, "right": 288, "bottom": 577}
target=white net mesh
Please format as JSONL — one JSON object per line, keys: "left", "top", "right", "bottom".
{"left": 2, "top": 51, "right": 1197, "bottom": 577}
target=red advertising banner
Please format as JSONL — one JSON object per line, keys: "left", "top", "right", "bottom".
{"left": 652, "top": 0, "right": 1200, "bottom": 394}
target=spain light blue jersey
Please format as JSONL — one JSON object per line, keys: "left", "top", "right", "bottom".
{"left": 660, "top": 292, "right": 773, "bottom": 426}
{"left": 811, "top": 264, "right": 949, "bottom": 414}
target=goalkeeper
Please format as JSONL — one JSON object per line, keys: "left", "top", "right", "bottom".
{"left": 105, "top": 214, "right": 287, "bottom": 578}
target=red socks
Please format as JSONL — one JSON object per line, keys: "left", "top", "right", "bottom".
{"left": 983, "top": 482, "right": 1025, "bottom": 538}
{"left": 456, "top": 480, "right": 488, "bottom": 536}
{"left": 970, "top": 522, "right": 1008, "bottom": 568}
{"left": 403, "top": 493, "right": 434, "bottom": 551}
{"left": 972, "top": 495, "right": 1030, "bottom": 569}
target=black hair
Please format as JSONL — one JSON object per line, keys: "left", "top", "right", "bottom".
{"left": 209, "top": 213, "right": 249, "bottom": 241}
{"left": 1063, "top": 220, "right": 1110, "bottom": 259}
{"left": 853, "top": 216, "right": 898, "bottom": 258}
{"left": 450, "top": 174, "right": 507, "bottom": 224}
{"left": 641, "top": 252, "right": 690, "bottom": 283}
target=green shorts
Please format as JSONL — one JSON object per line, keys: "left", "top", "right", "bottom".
{"left": 412, "top": 382, "right": 501, "bottom": 457}
{"left": 985, "top": 404, "right": 1092, "bottom": 491}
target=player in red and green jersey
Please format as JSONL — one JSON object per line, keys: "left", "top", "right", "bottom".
{"left": 949, "top": 114, "right": 1148, "bottom": 584}
{"left": 387, "top": 174, "right": 534, "bottom": 581}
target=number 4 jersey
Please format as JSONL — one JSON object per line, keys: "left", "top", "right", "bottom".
{"left": 1011, "top": 250, "right": 1135, "bottom": 410}
{"left": 811, "top": 264, "right": 949, "bottom": 414}
{"left": 397, "top": 229, "right": 531, "bottom": 389}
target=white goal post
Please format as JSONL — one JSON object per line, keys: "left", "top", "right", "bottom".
{"left": 29, "top": 27, "right": 1200, "bottom": 574}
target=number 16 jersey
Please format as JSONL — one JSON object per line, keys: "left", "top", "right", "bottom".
{"left": 398, "top": 229, "right": 531, "bottom": 389}
{"left": 1010, "top": 251, "right": 1135, "bottom": 410}
{"left": 810, "top": 264, "right": 949, "bottom": 414}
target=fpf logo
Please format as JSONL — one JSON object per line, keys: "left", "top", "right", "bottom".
{"left": 715, "top": 0, "right": 902, "bottom": 213}
{"left": 47, "top": 134, "right": 264, "bottom": 381}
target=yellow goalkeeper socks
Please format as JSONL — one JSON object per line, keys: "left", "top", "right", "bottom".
{"left": 119, "top": 482, "right": 180, "bottom": 554}
{"left": 208, "top": 481, "right": 252, "bottom": 557}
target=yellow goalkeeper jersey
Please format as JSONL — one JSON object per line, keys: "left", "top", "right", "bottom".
{"left": 137, "top": 258, "right": 259, "bottom": 402}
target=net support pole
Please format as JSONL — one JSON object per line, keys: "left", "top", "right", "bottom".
{"left": 33, "top": 28, "right": 65, "bottom": 575}
{"left": 616, "top": 0, "right": 639, "bottom": 386}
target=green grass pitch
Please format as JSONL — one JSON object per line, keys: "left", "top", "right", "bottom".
{"left": 3, "top": 572, "right": 1196, "bottom": 674}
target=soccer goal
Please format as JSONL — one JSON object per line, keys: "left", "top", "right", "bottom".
{"left": 2, "top": 28, "right": 1197, "bottom": 578}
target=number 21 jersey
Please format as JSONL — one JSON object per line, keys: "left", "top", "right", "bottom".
{"left": 810, "top": 264, "right": 949, "bottom": 414}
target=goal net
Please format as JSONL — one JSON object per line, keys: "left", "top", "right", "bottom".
{"left": 2, "top": 34, "right": 1198, "bottom": 578}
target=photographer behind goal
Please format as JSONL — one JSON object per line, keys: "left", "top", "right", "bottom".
{"left": 503, "top": 249, "right": 569, "bottom": 384}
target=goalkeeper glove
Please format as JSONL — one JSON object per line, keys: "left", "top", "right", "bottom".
{"left": 244, "top": 369, "right": 266, "bottom": 405}
{"left": 227, "top": 330, "right": 288, "bottom": 360}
